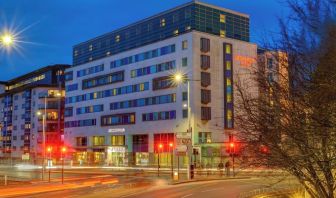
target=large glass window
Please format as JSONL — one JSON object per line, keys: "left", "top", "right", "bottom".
{"left": 101, "top": 113, "right": 135, "bottom": 126}
{"left": 130, "top": 61, "right": 175, "bottom": 78}
{"left": 142, "top": 110, "right": 176, "bottom": 121}
{"left": 93, "top": 136, "right": 105, "bottom": 146}
{"left": 82, "top": 71, "right": 124, "bottom": 89}
{"left": 111, "top": 135, "right": 125, "bottom": 146}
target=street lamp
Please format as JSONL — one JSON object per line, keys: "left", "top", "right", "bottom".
{"left": 157, "top": 143, "right": 163, "bottom": 177}
{"left": 169, "top": 142, "right": 174, "bottom": 179}
{"left": 37, "top": 91, "right": 62, "bottom": 181}
{"left": 172, "top": 72, "right": 200, "bottom": 180}
{"left": 61, "top": 146, "right": 66, "bottom": 184}
{"left": 47, "top": 146, "right": 52, "bottom": 182}
{"left": 0, "top": 34, "right": 14, "bottom": 47}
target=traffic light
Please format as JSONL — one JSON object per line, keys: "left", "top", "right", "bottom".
{"left": 158, "top": 144, "right": 163, "bottom": 149}
{"left": 47, "top": 146, "right": 52, "bottom": 153}
{"left": 169, "top": 143, "right": 173, "bottom": 148}
{"left": 61, "top": 146, "right": 67, "bottom": 153}
{"left": 260, "top": 145, "right": 269, "bottom": 154}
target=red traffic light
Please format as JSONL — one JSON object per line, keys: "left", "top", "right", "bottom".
{"left": 158, "top": 144, "right": 163, "bottom": 149}
{"left": 61, "top": 147, "right": 67, "bottom": 153}
{"left": 169, "top": 143, "right": 173, "bottom": 147}
{"left": 47, "top": 146, "right": 52, "bottom": 152}
{"left": 229, "top": 142, "right": 235, "bottom": 148}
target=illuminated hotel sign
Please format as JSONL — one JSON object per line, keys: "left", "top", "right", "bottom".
{"left": 108, "top": 128, "right": 125, "bottom": 133}
{"left": 234, "top": 55, "right": 256, "bottom": 67}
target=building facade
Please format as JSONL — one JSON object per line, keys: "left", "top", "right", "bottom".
{"left": 0, "top": 65, "right": 70, "bottom": 162}
{"left": 64, "top": 1, "right": 257, "bottom": 167}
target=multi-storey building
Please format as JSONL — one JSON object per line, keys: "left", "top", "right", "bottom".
{"left": 0, "top": 65, "right": 70, "bottom": 162}
{"left": 64, "top": 1, "right": 257, "bottom": 167}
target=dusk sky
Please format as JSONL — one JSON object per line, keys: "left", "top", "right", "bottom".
{"left": 0, "top": 0, "right": 288, "bottom": 80}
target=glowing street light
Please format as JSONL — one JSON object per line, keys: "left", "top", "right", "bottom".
{"left": 47, "top": 146, "right": 52, "bottom": 182}
{"left": 1, "top": 34, "right": 14, "bottom": 46}
{"left": 171, "top": 72, "right": 200, "bottom": 180}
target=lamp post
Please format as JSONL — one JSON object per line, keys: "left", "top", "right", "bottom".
{"left": 229, "top": 142, "right": 235, "bottom": 177}
{"left": 172, "top": 73, "right": 200, "bottom": 180}
{"left": 157, "top": 144, "right": 163, "bottom": 177}
{"left": 47, "top": 146, "right": 52, "bottom": 182}
{"left": 61, "top": 146, "right": 66, "bottom": 184}
{"left": 169, "top": 142, "right": 174, "bottom": 178}
{"left": 37, "top": 92, "right": 61, "bottom": 181}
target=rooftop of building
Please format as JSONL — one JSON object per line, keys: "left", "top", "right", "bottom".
{"left": 73, "top": 1, "right": 249, "bottom": 48}
{"left": 4, "top": 64, "right": 70, "bottom": 85}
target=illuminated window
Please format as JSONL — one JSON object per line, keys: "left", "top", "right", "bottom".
{"left": 227, "top": 94, "right": 232, "bottom": 102}
{"left": 220, "top": 30, "right": 226, "bottom": 38}
{"left": 173, "top": 29, "right": 179, "bottom": 36}
{"left": 93, "top": 92, "right": 98, "bottom": 99}
{"left": 93, "top": 136, "right": 105, "bottom": 146}
{"left": 106, "top": 51, "right": 111, "bottom": 56}
{"left": 113, "top": 89, "right": 117, "bottom": 96}
{"left": 227, "top": 79, "right": 231, "bottom": 86}
{"left": 89, "top": 57, "right": 93, "bottom": 61}
{"left": 111, "top": 135, "right": 125, "bottom": 146}
{"left": 185, "top": 26, "right": 191, "bottom": 31}
{"left": 160, "top": 18, "right": 166, "bottom": 27}
{"left": 115, "top": 35, "right": 120, "bottom": 43}
{"left": 226, "top": 61, "right": 232, "bottom": 70}
{"left": 89, "top": 45, "right": 93, "bottom": 51}
{"left": 131, "top": 70, "right": 136, "bottom": 78}
{"left": 182, "top": 40, "right": 188, "bottom": 50}
{"left": 220, "top": 14, "right": 226, "bottom": 23}
{"left": 140, "top": 83, "right": 145, "bottom": 91}
{"left": 225, "top": 44, "right": 231, "bottom": 54}
{"left": 74, "top": 50, "right": 78, "bottom": 57}
{"left": 227, "top": 110, "right": 232, "bottom": 120}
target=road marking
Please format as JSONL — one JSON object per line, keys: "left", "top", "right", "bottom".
{"left": 181, "top": 194, "right": 193, "bottom": 198}
{"left": 201, "top": 188, "right": 222, "bottom": 192}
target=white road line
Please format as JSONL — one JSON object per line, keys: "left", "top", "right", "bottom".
{"left": 201, "top": 188, "right": 222, "bottom": 192}
{"left": 181, "top": 194, "right": 193, "bottom": 198}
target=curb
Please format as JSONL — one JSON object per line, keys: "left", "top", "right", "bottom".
{"left": 170, "top": 176, "right": 252, "bottom": 185}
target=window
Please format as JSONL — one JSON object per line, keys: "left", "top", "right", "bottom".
{"left": 64, "top": 107, "right": 73, "bottom": 117}
{"left": 173, "top": 29, "right": 179, "bottom": 36}
{"left": 201, "top": 72, "right": 211, "bottom": 87}
{"left": 77, "top": 64, "right": 104, "bottom": 77}
{"left": 220, "top": 30, "right": 226, "bottom": 38}
{"left": 111, "top": 135, "right": 125, "bottom": 146}
{"left": 93, "top": 136, "right": 105, "bottom": 146}
{"left": 182, "top": 109, "right": 188, "bottom": 118}
{"left": 111, "top": 44, "right": 175, "bottom": 69}
{"left": 201, "top": 89, "right": 211, "bottom": 104}
{"left": 130, "top": 61, "right": 175, "bottom": 78}
{"left": 115, "top": 35, "right": 120, "bottom": 43}
{"left": 268, "top": 73, "right": 274, "bottom": 82}
{"left": 82, "top": 71, "right": 124, "bottom": 89}
{"left": 133, "top": 135, "right": 148, "bottom": 152}
{"left": 182, "top": 92, "right": 188, "bottom": 101}
{"left": 182, "top": 40, "right": 188, "bottom": 50}
{"left": 101, "top": 113, "right": 135, "bottom": 126}
{"left": 153, "top": 76, "right": 175, "bottom": 90}
{"left": 225, "top": 44, "right": 232, "bottom": 54}
{"left": 142, "top": 110, "right": 176, "bottom": 121}
{"left": 201, "top": 55, "right": 210, "bottom": 70}
{"left": 76, "top": 104, "right": 104, "bottom": 115}
{"left": 226, "top": 61, "right": 232, "bottom": 70}
{"left": 65, "top": 119, "right": 96, "bottom": 128}
{"left": 200, "top": 38, "right": 210, "bottom": 53}
{"left": 199, "top": 132, "right": 212, "bottom": 143}
{"left": 201, "top": 107, "right": 211, "bottom": 120}
{"left": 110, "top": 94, "right": 176, "bottom": 110}
{"left": 66, "top": 83, "right": 78, "bottom": 92}
{"left": 182, "top": 57, "right": 188, "bottom": 67}
{"left": 76, "top": 137, "right": 87, "bottom": 146}
{"left": 160, "top": 18, "right": 166, "bottom": 27}
{"left": 66, "top": 82, "right": 149, "bottom": 104}
{"left": 220, "top": 14, "right": 226, "bottom": 23}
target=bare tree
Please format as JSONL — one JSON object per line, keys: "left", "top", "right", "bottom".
{"left": 235, "top": 0, "right": 336, "bottom": 197}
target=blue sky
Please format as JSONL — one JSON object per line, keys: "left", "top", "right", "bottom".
{"left": 0, "top": 0, "right": 288, "bottom": 80}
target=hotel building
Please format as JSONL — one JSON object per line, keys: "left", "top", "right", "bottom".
{"left": 64, "top": 1, "right": 257, "bottom": 167}
{"left": 0, "top": 65, "right": 69, "bottom": 162}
